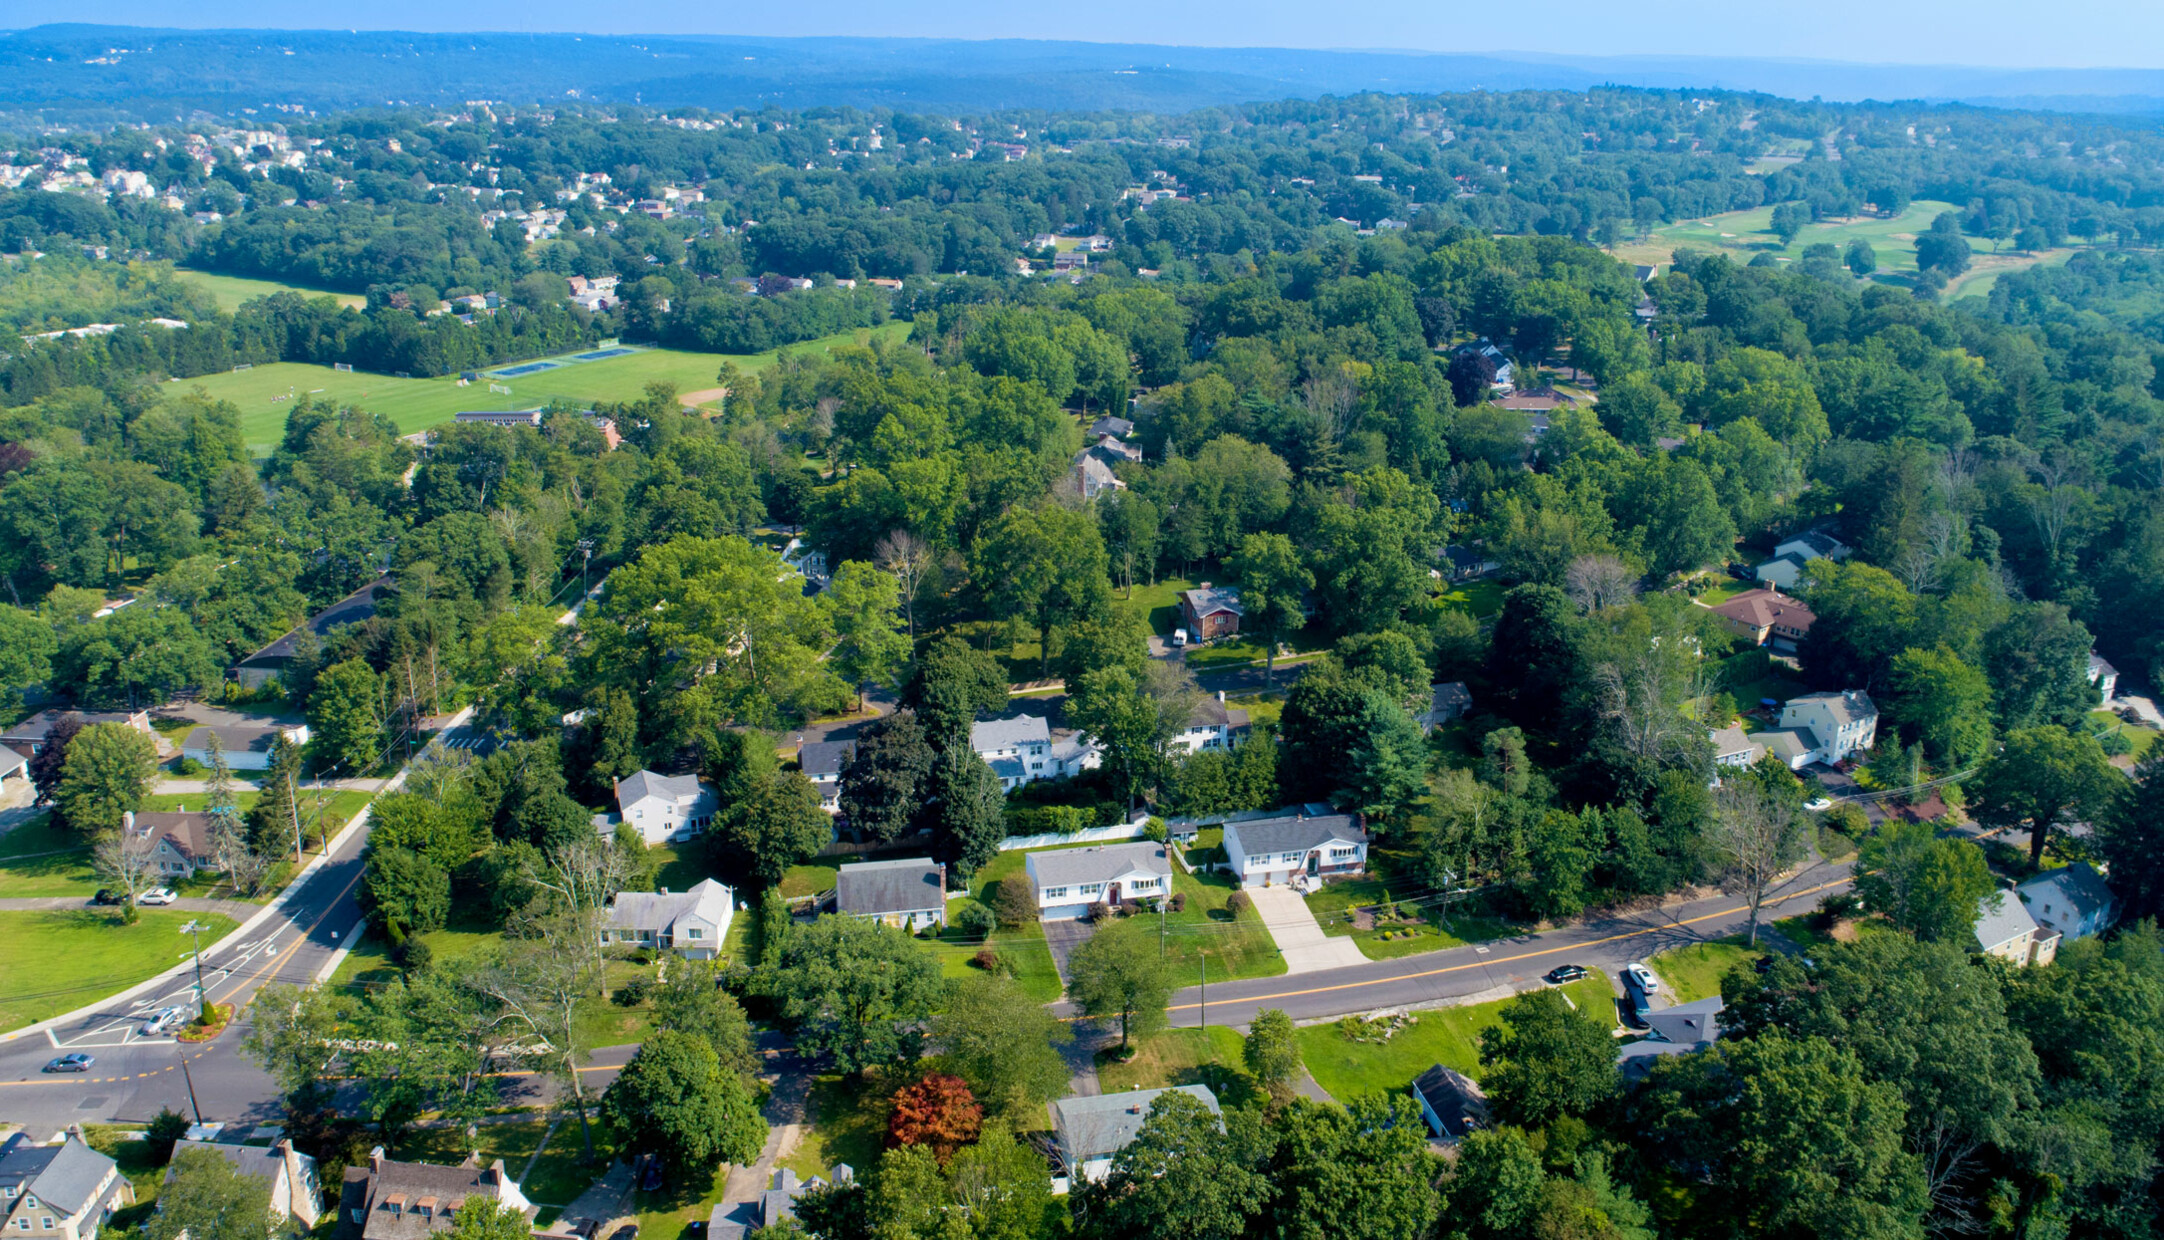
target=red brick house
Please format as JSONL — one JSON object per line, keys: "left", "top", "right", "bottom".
{"left": 1179, "top": 585, "right": 1244, "bottom": 641}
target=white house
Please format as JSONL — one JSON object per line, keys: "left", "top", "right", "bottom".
{"left": 1755, "top": 529, "right": 1849, "bottom": 591}
{"left": 1222, "top": 809, "right": 1368, "bottom": 889}
{"left": 1050, "top": 1086, "right": 1219, "bottom": 1184}
{"left": 165, "top": 1139, "right": 320, "bottom": 1231}
{"left": 798, "top": 741, "right": 854, "bottom": 814}
{"left": 1169, "top": 693, "right": 1249, "bottom": 756}
{"left": 971, "top": 715, "right": 1099, "bottom": 791}
{"left": 0, "top": 1135, "right": 134, "bottom": 1240}
{"left": 2017, "top": 863, "right": 2118, "bottom": 945}
{"left": 1710, "top": 726, "right": 1766, "bottom": 771}
{"left": 833, "top": 858, "right": 947, "bottom": 930}
{"left": 611, "top": 771, "right": 719, "bottom": 845}
{"left": 182, "top": 723, "right": 310, "bottom": 772}
{"left": 1072, "top": 452, "right": 1126, "bottom": 500}
{"left": 2089, "top": 652, "right": 2119, "bottom": 703}
{"left": 605, "top": 879, "right": 734, "bottom": 959}
{"left": 1776, "top": 690, "right": 1879, "bottom": 766}
{"left": 1025, "top": 842, "right": 1173, "bottom": 920}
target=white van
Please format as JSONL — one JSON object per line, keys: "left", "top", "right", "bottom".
{"left": 1170, "top": 627, "right": 1189, "bottom": 649}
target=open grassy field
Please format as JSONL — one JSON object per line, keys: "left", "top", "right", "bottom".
{"left": 0, "top": 908, "right": 239, "bottom": 1031}
{"left": 1095, "top": 1025, "right": 1257, "bottom": 1102}
{"left": 0, "top": 813, "right": 73, "bottom": 859}
{"left": 1649, "top": 936, "right": 1767, "bottom": 1003}
{"left": 1304, "top": 877, "right": 1521, "bottom": 962}
{"left": 178, "top": 321, "right": 908, "bottom": 453}
{"left": 176, "top": 267, "right": 367, "bottom": 312}
{"left": 1295, "top": 971, "right": 1616, "bottom": 1100}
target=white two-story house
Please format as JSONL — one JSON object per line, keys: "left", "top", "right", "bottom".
{"left": 1223, "top": 809, "right": 1369, "bottom": 889}
{"left": 971, "top": 715, "right": 1099, "bottom": 791}
{"left": 1777, "top": 690, "right": 1878, "bottom": 767}
{"left": 608, "top": 771, "right": 720, "bottom": 846}
{"left": 1170, "top": 694, "right": 1249, "bottom": 756}
{"left": 1025, "top": 842, "right": 1173, "bottom": 920}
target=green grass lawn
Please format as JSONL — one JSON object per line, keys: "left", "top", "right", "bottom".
{"left": 2092, "top": 710, "right": 2160, "bottom": 761}
{"left": 1649, "top": 937, "right": 1767, "bottom": 1003}
{"left": 1123, "top": 577, "right": 1197, "bottom": 636}
{"left": 1771, "top": 913, "right": 1889, "bottom": 955}
{"left": 0, "top": 908, "right": 239, "bottom": 1031}
{"left": 928, "top": 912, "right": 1063, "bottom": 1003}
{"left": 397, "top": 1118, "right": 597, "bottom": 1209}
{"left": 1095, "top": 1025, "right": 1257, "bottom": 1105}
{"left": 176, "top": 267, "right": 368, "bottom": 311}
{"left": 0, "top": 813, "right": 73, "bottom": 859}
{"left": 777, "top": 1072, "right": 895, "bottom": 1183}
{"left": 176, "top": 321, "right": 908, "bottom": 453}
{"left": 1435, "top": 579, "right": 1505, "bottom": 619}
{"left": 1303, "top": 878, "right": 1521, "bottom": 962}
{"left": 1294, "top": 971, "right": 1615, "bottom": 1101}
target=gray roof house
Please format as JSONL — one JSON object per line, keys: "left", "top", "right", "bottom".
{"left": 1089, "top": 414, "right": 1135, "bottom": 439}
{"left": 1618, "top": 996, "right": 1724, "bottom": 1079}
{"left": 1051, "top": 1085, "right": 1219, "bottom": 1183}
{"left": 1418, "top": 682, "right": 1472, "bottom": 731}
{"left": 1222, "top": 809, "right": 1368, "bottom": 889}
{"left": 0, "top": 744, "right": 25, "bottom": 794}
{"left": 2018, "top": 863, "right": 2118, "bottom": 945}
{"left": 798, "top": 740, "right": 854, "bottom": 813}
{"left": 0, "top": 1136, "right": 133, "bottom": 1240}
{"left": 972, "top": 714, "right": 1098, "bottom": 790}
{"left": 834, "top": 858, "right": 947, "bottom": 930}
{"left": 710, "top": 1167, "right": 853, "bottom": 1240}
{"left": 233, "top": 578, "right": 391, "bottom": 690}
{"left": 1026, "top": 842, "right": 1173, "bottom": 920}
{"left": 612, "top": 770, "right": 719, "bottom": 846}
{"left": 166, "top": 1139, "right": 322, "bottom": 1230}
{"left": 329, "top": 1149, "right": 533, "bottom": 1240}
{"left": 1, "top": 709, "right": 152, "bottom": 756}
{"left": 1711, "top": 726, "right": 1766, "bottom": 770}
{"left": 123, "top": 809, "right": 219, "bottom": 878}
{"left": 606, "top": 879, "right": 735, "bottom": 960}
{"left": 1973, "top": 890, "right": 2052, "bottom": 967}
{"left": 1410, "top": 1065, "right": 1489, "bottom": 1141}
{"left": 182, "top": 723, "right": 309, "bottom": 772}
{"left": 1171, "top": 693, "right": 1250, "bottom": 755}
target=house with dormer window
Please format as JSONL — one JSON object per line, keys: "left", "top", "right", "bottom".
{"left": 0, "top": 1134, "right": 133, "bottom": 1240}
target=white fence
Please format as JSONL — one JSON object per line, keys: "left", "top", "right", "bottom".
{"left": 996, "top": 814, "right": 1152, "bottom": 853}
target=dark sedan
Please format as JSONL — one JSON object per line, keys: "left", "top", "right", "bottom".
{"left": 1543, "top": 964, "right": 1589, "bottom": 985}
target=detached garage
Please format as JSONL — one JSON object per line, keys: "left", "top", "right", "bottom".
{"left": 1024, "top": 842, "right": 1174, "bottom": 921}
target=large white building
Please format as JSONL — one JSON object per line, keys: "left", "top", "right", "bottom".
{"left": 1777, "top": 690, "right": 1878, "bottom": 766}
{"left": 1222, "top": 808, "right": 1368, "bottom": 889}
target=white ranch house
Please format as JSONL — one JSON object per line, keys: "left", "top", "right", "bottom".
{"left": 605, "top": 879, "right": 734, "bottom": 959}
{"left": 1025, "top": 842, "right": 1173, "bottom": 920}
{"left": 1223, "top": 809, "right": 1369, "bottom": 889}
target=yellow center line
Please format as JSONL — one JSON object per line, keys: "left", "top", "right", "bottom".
{"left": 1163, "top": 876, "right": 1851, "bottom": 1014}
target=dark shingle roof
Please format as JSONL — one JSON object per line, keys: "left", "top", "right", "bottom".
{"left": 1411, "top": 1066, "right": 1488, "bottom": 1139}
{"left": 835, "top": 858, "right": 945, "bottom": 916}
{"left": 1227, "top": 811, "right": 1365, "bottom": 858}
{"left": 239, "top": 577, "right": 390, "bottom": 669}
{"left": 798, "top": 741, "right": 854, "bottom": 780}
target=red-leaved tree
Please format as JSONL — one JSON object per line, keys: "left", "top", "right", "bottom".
{"left": 886, "top": 1072, "right": 983, "bottom": 1164}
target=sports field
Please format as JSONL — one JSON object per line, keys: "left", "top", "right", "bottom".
{"left": 179, "top": 321, "right": 908, "bottom": 452}
{"left": 175, "top": 267, "right": 367, "bottom": 311}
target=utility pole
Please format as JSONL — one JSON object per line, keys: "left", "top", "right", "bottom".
{"left": 179, "top": 919, "right": 210, "bottom": 1015}
{"left": 577, "top": 538, "right": 595, "bottom": 598}
{"left": 177, "top": 1047, "right": 204, "bottom": 1126}
{"left": 288, "top": 761, "right": 304, "bottom": 863}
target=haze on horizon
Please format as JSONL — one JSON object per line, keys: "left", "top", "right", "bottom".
{"left": 6, "top": 0, "right": 2164, "bottom": 72}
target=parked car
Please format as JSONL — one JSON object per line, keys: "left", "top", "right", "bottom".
{"left": 139, "top": 1006, "right": 188, "bottom": 1036}
{"left": 1543, "top": 964, "right": 1589, "bottom": 985}
{"left": 91, "top": 888, "right": 124, "bottom": 906}
{"left": 139, "top": 887, "right": 177, "bottom": 905}
{"left": 1170, "top": 627, "right": 1188, "bottom": 649}
{"left": 1804, "top": 797, "right": 1834, "bottom": 812}
{"left": 1624, "top": 962, "right": 1660, "bottom": 994}
{"left": 43, "top": 1053, "right": 94, "bottom": 1073}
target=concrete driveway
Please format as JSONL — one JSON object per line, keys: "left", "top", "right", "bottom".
{"left": 1041, "top": 918, "right": 1096, "bottom": 988}
{"left": 1247, "top": 886, "right": 1367, "bottom": 973}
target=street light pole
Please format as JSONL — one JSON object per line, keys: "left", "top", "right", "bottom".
{"left": 179, "top": 919, "right": 209, "bottom": 1015}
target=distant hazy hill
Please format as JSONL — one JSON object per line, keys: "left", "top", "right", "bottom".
{"left": 5, "top": 25, "right": 2164, "bottom": 119}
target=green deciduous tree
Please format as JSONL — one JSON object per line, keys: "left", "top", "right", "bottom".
{"left": 57, "top": 721, "right": 157, "bottom": 836}
{"left": 1230, "top": 532, "right": 1310, "bottom": 683}
{"left": 1854, "top": 823, "right": 1995, "bottom": 943}
{"left": 767, "top": 914, "right": 945, "bottom": 1073}
{"left": 1969, "top": 725, "right": 2118, "bottom": 867}
{"left": 358, "top": 845, "right": 451, "bottom": 936}
{"left": 824, "top": 560, "right": 911, "bottom": 708}
{"left": 836, "top": 710, "right": 937, "bottom": 845}
{"left": 2096, "top": 751, "right": 2164, "bottom": 922}
{"left": 1478, "top": 986, "right": 1619, "bottom": 1128}
{"left": 1259, "top": 1095, "right": 1442, "bottom": 1240}
{"left": 1073, "top": 1089, "right": 1266, "bottom": 1240}
{"left": 932, "top": 972, "right": 1074, "bottom": 1121}
{"left": 309, "top": 658, "right": 385, "bottom": 776}
{"left": 1242, "top": 1008, "right": 1300, "bottom": 1099}
{"left": 1883, "top": 646, "right": 1994, "bottom": 771}
{"left": 147, "top": 1146, "right": 276, "bottom": 1240}
{"left": 929, "top": 744, "right": 1009, "bottom": 881}
{"left": 905, "top": 635, "right": 1009, "bottom": 748}
{"left": 600, "top": 1029, "right": 767, "bottom": 1179}
{"left": 1067, "top": 918, "right": 1173, "bottom": 1052}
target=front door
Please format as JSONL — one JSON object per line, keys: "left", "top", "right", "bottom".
{"left": 1306, "top": 852, "right": 1319, "bottom": 876}
{"left": 1107, "top": 882, "right": 1121, "bottom": 905}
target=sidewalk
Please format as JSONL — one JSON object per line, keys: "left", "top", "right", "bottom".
{"left": 1247, "top": 886, "right": 1367, "bottom": 973}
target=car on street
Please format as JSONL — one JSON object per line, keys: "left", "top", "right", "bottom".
{"left": 1624, "top": 962, "right": 1660, "bottom": 994}
{"left": 139, "top": 1006, "right": 188, "bottom": 1036}
{"left": 91, "top": 888, "right": 124, "bottom": 905}
{"left": 1543, "top": 964, "right": 1589, "bottom": 984}
{"left": 43, "top": 1053, "right": 94, "bottom": 1073}
{"left": 139, "top": 887, "right": 177, "bottom": 905}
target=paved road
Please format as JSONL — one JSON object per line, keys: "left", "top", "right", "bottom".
{"left": 0, "top": 715, "right": 488, "bottom": 1133}
{"left": 1139, "top": 857, "right": 1857, "bottom": 1032}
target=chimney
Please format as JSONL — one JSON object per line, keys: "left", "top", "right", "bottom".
{"left": 1198, "top": 581, "right": 1212, "bottom": 590}
{"left": 1216, "top": 690, "right": 1225, "bottom": 703}
{"left": 369, "top": 1147, "right": 386, "bottom": 1172}
{"left": 122, "top": 811, "right": 134, "bottom": 832}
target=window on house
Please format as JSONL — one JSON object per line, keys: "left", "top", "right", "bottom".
{"left": 1043, "top": 887, "right": 1068, "bottom": 900}
{"left": 1329, "top": 847, "right": 1356, "bottom": 859}
{"left": 685, "top": 927, "right": 703, "bottom": 939}
{"left": 44, "top": 1217, "right": 55, "bottom": 1229}
{"left": 1280, "top": 852, "right": 1303, "bottom": 864}
{"left": 1080, "top": 883, "right": 1104, "bottom": 895}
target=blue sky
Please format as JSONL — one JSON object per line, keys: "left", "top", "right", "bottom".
{"left": 9, "top": 0, "right": 2164, "bottom": 70}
